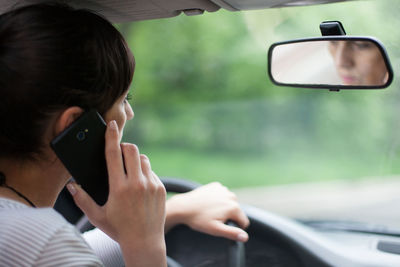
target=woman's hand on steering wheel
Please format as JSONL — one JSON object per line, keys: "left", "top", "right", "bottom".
{"left": 165, "top": 182, "right": 250, "bottom": 242}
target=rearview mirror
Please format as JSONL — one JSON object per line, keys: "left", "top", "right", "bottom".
{"left": 268, "top": 37, "right": 393, "bottom": 90}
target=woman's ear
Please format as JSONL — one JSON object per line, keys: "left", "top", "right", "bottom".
{"left": 54, "top": 107, "right": 85, "bottom": 136}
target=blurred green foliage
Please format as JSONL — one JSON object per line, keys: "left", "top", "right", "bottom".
{"left": 118, "top": 0, "right": 400, "bottom": 188}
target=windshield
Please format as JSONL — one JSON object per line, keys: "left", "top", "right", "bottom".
{"left": 119, "top": 0, "right": 400, "bottom": 229}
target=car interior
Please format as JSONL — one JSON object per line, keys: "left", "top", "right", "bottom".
{"left": 0, "top": 0, "right": 352, "bottom": 22}
{"left": 3, "top": 0, "right": 400, "bottom": 266}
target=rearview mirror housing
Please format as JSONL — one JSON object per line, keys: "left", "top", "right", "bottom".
{"left": 268, "top": 36, "right": 393, "bottom": 90}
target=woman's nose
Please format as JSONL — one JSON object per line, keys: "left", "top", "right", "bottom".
{"left": 336, "top": 43, "right": 354, "bottom": 68}
{"left": 126, "top": 102, "right": 134, "bottom": 121}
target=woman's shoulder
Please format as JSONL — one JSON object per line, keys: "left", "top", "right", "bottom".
{"left": 0, "top": 197, "right": 103, "bottom": 266}
{"left": 0, "top": 197, "right": 68, "bottom": 232}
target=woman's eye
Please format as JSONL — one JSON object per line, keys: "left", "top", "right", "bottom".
{"left": 125, "top": 92, "right": 132, "bottom": 102}
{"left": 354, "top": 41, "right": 373, "bottom": 50}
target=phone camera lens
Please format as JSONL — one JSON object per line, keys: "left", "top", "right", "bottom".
{"left": 76, "top": 131, "right": 86, "bottom": 141}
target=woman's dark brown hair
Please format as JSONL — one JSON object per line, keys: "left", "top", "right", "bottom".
{"left": 0, "top": 3, "right": 134, "bottom": 160}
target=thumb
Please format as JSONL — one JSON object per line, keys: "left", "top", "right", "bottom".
{"left": 66, "top": 182, "right": 102, "bottom": 224}
{"left": 208, "top": 221, "right": 249, "bottom": 243}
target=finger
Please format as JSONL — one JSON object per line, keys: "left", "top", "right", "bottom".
{"left": 151, "top": 171, "right": 166, "bottom": 202}
{"left": 105, "top": 121, "right": 125, "bottom": 188}
{"left": 140, "top": 154, "right": 152, "bottom": 178}
{"left": 121, "top": 143, "right": 141, "bottom": 178}
{"left": 229, "top": 208, "right": 250, "bottom": 230}
{"left": 206, "top": 221, "right": 249, "bottom": 243}
{"left": 151, "top": 170, "right": 164, "bottom": 188}
{"left": 66, "top": 182, "right": 102, "bottom": 224}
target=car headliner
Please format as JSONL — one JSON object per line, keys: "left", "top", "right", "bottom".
{"left": 0, "top": 0, "right": 355, "bottom": 23}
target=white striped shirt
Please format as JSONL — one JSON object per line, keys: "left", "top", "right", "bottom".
{"left": 0, "top": 198, "right": 104, "bottom": 267}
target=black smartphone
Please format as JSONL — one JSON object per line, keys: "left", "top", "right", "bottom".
{"left": 51, "top": 110, "right": 109, "bottom": 206}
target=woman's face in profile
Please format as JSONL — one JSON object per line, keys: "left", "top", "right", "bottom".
{"left": 104, "top": 90, "right": 134, "bottom": 141}
{"left": 328, "top": 40, "right": 388, "bottom": 86}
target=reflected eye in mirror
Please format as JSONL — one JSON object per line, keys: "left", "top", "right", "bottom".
{"left": 268, "top": 37, "right": 393, "bottom": 90}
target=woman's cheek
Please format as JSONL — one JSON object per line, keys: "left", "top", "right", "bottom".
{"left": 118, "top": 118, "right": 127, "bottom": 140}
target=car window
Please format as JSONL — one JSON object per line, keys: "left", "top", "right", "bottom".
{"left": 120, "top": 0, "right": 400, "bottom": 228}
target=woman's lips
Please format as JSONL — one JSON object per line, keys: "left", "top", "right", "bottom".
{"left": 341, "top": 75, "right": 357, "bottom": 85}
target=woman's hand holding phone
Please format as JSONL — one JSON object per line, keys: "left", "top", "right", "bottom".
{"left": 67, "top": 120, "right": 167, "bottom": 267}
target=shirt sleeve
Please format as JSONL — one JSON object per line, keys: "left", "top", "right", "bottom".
{"left": 35, "top": 224, "right": 104, "bottom": 267}
{"left": 83, "top": 228, "right": 124, "bottom": 267}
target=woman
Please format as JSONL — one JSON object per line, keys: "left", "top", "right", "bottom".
{"left": 328, "top": 40, "right": 389, "bottom": 86}
{"left": 0, "top": 3, "right": 249, "bottom": 266}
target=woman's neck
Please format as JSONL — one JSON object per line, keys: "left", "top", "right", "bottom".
{"left": 0, "top": 156, "right": 69, "bottom": 207}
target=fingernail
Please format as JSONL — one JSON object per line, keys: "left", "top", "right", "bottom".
{"left": 109, "top": 120, "right": 117, "bottom": 129}
{"left": 237, "top": 232, "right": 248, "bottom": 242}
{"left": 66, "top": 183, "right": 77, "bottom": 196}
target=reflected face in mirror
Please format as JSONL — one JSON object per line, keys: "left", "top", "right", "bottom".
{"left": 268, "top": 37, "right": 392, "bottom": 89}
{"left": 328, "top": 41, "right": 388, "bottom": 86}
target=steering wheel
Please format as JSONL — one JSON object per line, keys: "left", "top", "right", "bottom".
{"left": 72, "top": 177, "right": 245, "bottom": 267}
{"left": 162, "top": 177, "right": 246, "bottom": 267}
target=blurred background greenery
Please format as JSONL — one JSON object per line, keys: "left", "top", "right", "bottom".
{"left": 118, "top": 0, "right": 400, "bottom": 188}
